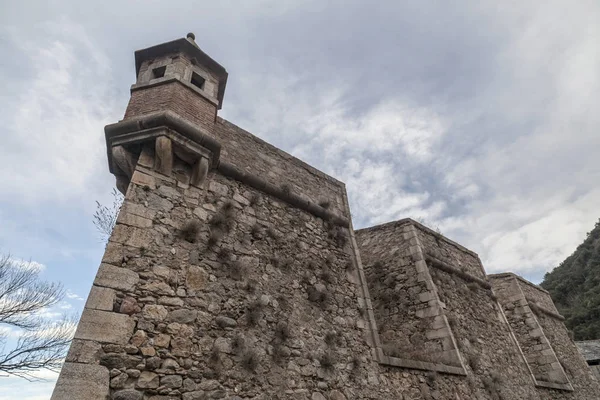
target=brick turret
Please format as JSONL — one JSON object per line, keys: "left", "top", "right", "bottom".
{"left": 104, "top": 34, "right": 227, "bottom": 195}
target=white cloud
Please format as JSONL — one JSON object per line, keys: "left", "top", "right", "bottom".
{"left": 65, "top": 291, "right": 84, "bottom": 301}
{"left": 0, "top": 19, "right": 121, "bottom": 206}
{"left": 0, "top": 370, "right": 58, "bottom": 400}
{"left": 5, "top": 257, "right": 46, "bottom": 273}
{"left": 221, "top": 1, "right": 600, "bottom": 280}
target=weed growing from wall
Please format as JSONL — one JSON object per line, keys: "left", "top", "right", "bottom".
{"left": 180, "top": 220, "right": 200, "bottom": 243}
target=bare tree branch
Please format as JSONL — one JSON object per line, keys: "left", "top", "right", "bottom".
{"left": 93, "top": 188, "right": 124, "bottom": 244}
{"left": 0, "top": 255, "right": 74, "bottom": 380}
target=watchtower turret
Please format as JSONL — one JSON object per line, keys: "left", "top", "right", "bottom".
{"left": 105, "top": 33, "right": 228, "bottom": 194}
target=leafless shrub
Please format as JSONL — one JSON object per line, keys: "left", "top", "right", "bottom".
{"left": 207, "top": 230, "right": 222, "bottom": 248}
{"left": 280, "top": 184, "right": 291, "bottom": 196}
{"left": 93, "top": 188, "right": 124, "bottom": 244}
{"left": 345, "top": 261, "right": 354, "bottom": 271}
{"left": 249, "top": 193, "right": 260, "bottom": 207}
{"left": 0, "top": 255, "right": 75, "bottom": 380}
{"left": 426, "top": 371, "right": 438, "bottom": 387}
{"left": 278, "top": 257, "right": 292, "bottom": 271}
{"left": 246, "top": 300, "right": 263, "bottom": 326}
{"left": 231, "top": 334, "right": 245, "bottom": 355}
{"left": 209, "top": 346, "right": 221, "bottom": 365}
{"left": 228, "top": 261, "right": 245, "bottom": 281}
{"left": 301, "top": 272, "right": 312, "bottom": 286}
{"left": 333, "top": 227, "right": 348, "bottom": 247}
{"left": 321, "top": 268, "right": 334, "bottom": 284}
{"left": 266, "top": 227, "right": 278, "bottom": 240}
{"left": 221, "top": 200, "right": 235, "bottom": 215}
{"left": 351, "top": 355, "right": 361, "bottom": 373}
{"left": 208, "top": 345, "right": 222, "bottom": 377}
{"left": 318, "top": 199, "right": 331, "bottom": 209}
{"left": 241, "top": 348, "right": 259, "bottom": 372}
{"left": 467, "top": 353, "right": 480, "bottom": 371}
{"left": 357, "top": 304, "right": 366, "bottom": 317}
{"left": 483, "top": 374, "right": 502, "bottom": 398}
{"left": 270, "top": 257, "right": 280, "bottom": 269}
{"left": 319, "top": 352, "right": 335, "bottom": 371}
{"left": 491, "top": 371, "right": 502, "bottom": 385}
{"left": 245, "top": 279, "right": 257, "bottom": 294}
{"left": 325, "top": 331, "right": 340, "bottom": 348}
{"left": 307, "top": 286, "right": 329, "bottom": 307}
{"left": 447, "top": 314, "right": 458, "bottom": 329}
{"left": 274, "top": 321, "right": 290, "bottom": 342}
{"left": 272, "top": 344, "right": 287, "bottom": 364}
{"left": 467, "top": 282, "right": 479, "bottom": 292}
{"left": 326, "top": 254, "right": 336, "bottom": 266}
{"left": 217, "top": 247, "right": 231, "bottom": 262}
{"left": 276, "top": 295, "right": 288, "bottom": 310}
{"left": 250, "top": 224, "right": 262, "bottom": 239}
{"left": 180, "top": 220, "right": 200, "bottom": 243}
{"left": 306, "top": 260, "right": 317, "bottom": 270}
{"left": 209, "top": 213, "right": 228, "bottom": 231}
{"left": 209, "top": 202, "right": 236, "bottom": 236}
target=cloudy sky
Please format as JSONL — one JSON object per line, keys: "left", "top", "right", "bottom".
{"left": 1, "top": 0, "right": 599, "bottom": 397}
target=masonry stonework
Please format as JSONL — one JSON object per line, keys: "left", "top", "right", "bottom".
{"left": 51, "top": 34, "right": 599, "bottom": 399}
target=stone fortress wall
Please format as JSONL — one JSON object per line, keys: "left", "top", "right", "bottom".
{"left": 51, "top": 35, "right": 599, "bottom": 400}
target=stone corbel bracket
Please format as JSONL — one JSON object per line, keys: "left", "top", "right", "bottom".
{"left": 104, "top": 111, "right": 350, "bottom": 227}
{"left": 105, "top": 110, "right": 221, "bottom": 193}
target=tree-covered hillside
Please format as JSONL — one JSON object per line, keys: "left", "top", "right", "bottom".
{"left": 541, "top": 219, "right": 600, "bottom": 340}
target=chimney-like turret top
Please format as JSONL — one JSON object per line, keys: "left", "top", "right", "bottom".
{"left": 133, "top": 34, "right": 228, "bottom": 109}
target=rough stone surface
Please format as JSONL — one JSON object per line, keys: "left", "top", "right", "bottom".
{"left": 95, "top": 263, "right": 140, "bottom": 292}
{"left": 85, "top": 285, "right": 116, "bottom": 311}
{"left": 53, "top": 35, "right": 600, "bottom": 400}
{"left": 113, "top": 389, "right": 143, "bottom": 400}
{"left": 74, "top": 309, "right": 135, "bottom": 345}
{"left": 51, "top": 362, "right": 109, "bottom": 400}
{"left": 65, "top": 339, "right": 103, "bottom": 364}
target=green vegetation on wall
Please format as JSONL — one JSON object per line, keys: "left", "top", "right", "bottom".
{"left": 541, "top": 219, "right": 600, "bottom": 340}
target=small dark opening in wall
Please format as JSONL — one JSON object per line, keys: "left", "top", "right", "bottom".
{"left": 152, "top": 66, "right": 166, "bottom": 79}
{"left": 191, "top": 72, "right": 205, "bottom": 90}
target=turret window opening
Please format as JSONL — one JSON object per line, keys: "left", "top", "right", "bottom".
{"left": 191, "top": 72, "right": 205, "bottom": 90}
{"left": 152, "top": 66, "right": 166, "bottom": 79}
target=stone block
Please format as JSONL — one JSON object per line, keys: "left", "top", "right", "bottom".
{"left": 74, "top": 309, "right": 135, "bottom": 345}
{"left": 414, "top": 260, "right": 428, "bottom": 273}
{"left": 95, "top": 263, "right": 140, "bottom": 292}
{"left": 122, "top": 202, "right": 157, "bottom": 220}
{"left": 113, "top": 389, "right": 143, "bottom": 400}
{"left": 186, "top": 265, "right": 208, "bottom": 291}
{"left": 418, "top": 291, "right": 436, "bottom": 303}
{"left": 167, "top": 309, "right": 198, "bottom": 324}
{"left": 416, "top": 306, "right": 441, "bottom": 318}
{"left": 193, "top": 207, "right": 208, "bottom": 220}
{"left": 131, "top": 170, "right": 156, "bottom": 189}
{"left": 432, "top": 315, "right": 447, "bottom": 330}
{"left": 143, "top": 304, "right": 168, "bottom": 321}
{"left": 110, "top": 224, "right": 153, "bottom": 248}
{"left": 416, "top": 272, "right": 430, "bottom": 283}
{"left": 102, "top": 242, "right": 125, "bottom": 265}
{"left": 85, "top": 285, "right": 115, "bottom": 311}
{"left": 118, "top": 212, "right": 153, "bottom": 228}
{"left": 426, "top": 327, "right": 450, "bottom": 340}
{"left": 137, "top": 371, "right": 159, "bottom": 389}
{"left": 50, "top": 362, "right": 109, "bottom": 400}
{"left": 65, "top": 339, "right": 103, "bottom": 364}
{"left": 209, "top": 180, "right": 229, "bottom": 196}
